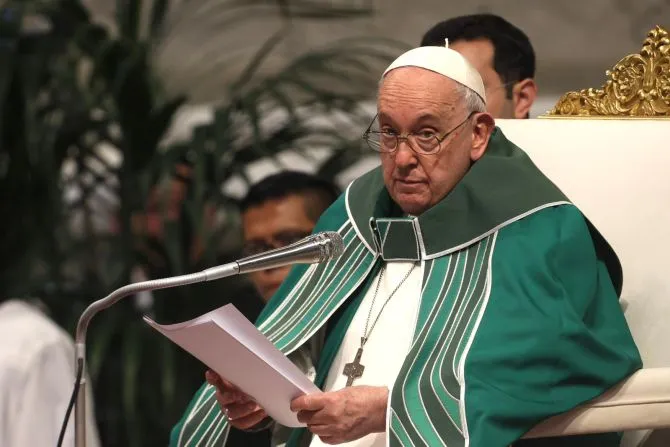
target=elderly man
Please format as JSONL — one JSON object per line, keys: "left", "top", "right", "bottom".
{"left": 172, "top": 44, "right": 641, "bottom": 447}
{"left": 421, "top": 14, "right": 537, "bottom": 119}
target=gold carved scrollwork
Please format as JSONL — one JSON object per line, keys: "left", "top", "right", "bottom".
{"left": 545, "top": 25, "right": 670, "bottom": 118}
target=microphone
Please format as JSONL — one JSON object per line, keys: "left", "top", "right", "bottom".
{"left": 203, "top": 231, "right": 344, "bottom": 280}
{"left": 69, "top": 231, "right": 343, "bottom": 447}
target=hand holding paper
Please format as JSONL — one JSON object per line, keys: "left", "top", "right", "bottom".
{"left": 143, "top": 304, "right": 321, "bottom": 427}
{"left": 205, "top": 370, "right": 269, "bottom": 430}
{"left": 291, "top": 385, "right": 389, "bottom": 444}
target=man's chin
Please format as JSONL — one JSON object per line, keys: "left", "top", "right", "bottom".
{"left": 393, "top": 194, "right": 430, "bottom": 216}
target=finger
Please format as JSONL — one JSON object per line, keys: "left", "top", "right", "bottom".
{"left": 225, "top": 390, "right": 252, "bottom": 404}
{"left": 227, "top": 401, "right": 262, "bottom": 421}
{"left": 212, "top": 380, "right": 252, "bottom": 405}
{"left": 206, "top": 370, "right": 233, "bottom": 396}
{"left": 218, "top": 379, "right": 251, "bottom": 403}
{"left": 214, "top": 388, "right": 231, "bottom": 405}
{"left": 220, "top": 378, "right": 239, "bottom": 392}
{"left": 291, "top": 394, "right": 326, "bottom": 412}
{"left": 216, "top": 390, "right": 250, "bottom": 408}
{"left": 296, "top": 409, "right": 319, "bottom": 424}
{"left": 206, "top": 373, "right": 242, "bottom": 393}
{"left": 205, "top": 371, "right": 244, "bottom": 394}
{"left": 307, "top": 424, "right": 334, "bottom": 436}
{"left": 205, "top": 370, "right": 221, "bottom": 386}
{"left": 229, "top": 409, "right": 268, "bottom": 430}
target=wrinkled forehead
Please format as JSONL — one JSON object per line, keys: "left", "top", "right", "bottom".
{"left": 377, "top": 67, "right": 463, "bottom": 117}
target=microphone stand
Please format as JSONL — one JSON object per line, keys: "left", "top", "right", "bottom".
{"left": 72, "top": 231, "right": 340, "bottom": 447}
{"left": 73, "top": 263, "right": 239, "bottom": 447}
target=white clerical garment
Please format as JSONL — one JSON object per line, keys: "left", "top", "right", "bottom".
{"left": 0, "top": 300, "right": 101, "bottom": 447}
{"left": 309, "top": 261, "right": 422, "bottom": 447}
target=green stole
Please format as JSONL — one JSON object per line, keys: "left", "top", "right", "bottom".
{"left": 170, "top": 128, "right": 640, "bottom": 447}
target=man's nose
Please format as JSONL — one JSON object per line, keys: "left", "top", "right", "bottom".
{"left": 393, "top": 140, "right": 418, "bottom": 168}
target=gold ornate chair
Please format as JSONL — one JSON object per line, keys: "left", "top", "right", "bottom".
{"left": 496, "top": 25, "right": 670, "bottom": 446}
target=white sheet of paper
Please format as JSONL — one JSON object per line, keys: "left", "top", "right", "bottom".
{"left": 143, "top": 304, "right": 321, "bottom": 427}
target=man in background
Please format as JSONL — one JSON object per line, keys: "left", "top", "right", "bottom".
{"left": 421, "top": 13, "right": 538, "bottom": 118}
{"left": 238, "top": 171, "right": 341, "bottom": 303}
{"left": 170, "top": 170, "right": 340, "bottom": 446}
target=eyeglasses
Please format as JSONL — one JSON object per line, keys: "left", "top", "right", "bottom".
{"left": 362, "top": 112, "right": 475, "bottom": 155}
{"left": 241, "top": 230, "right": 312, "bottom": 258}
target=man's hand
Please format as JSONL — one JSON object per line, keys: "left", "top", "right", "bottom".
{"left": 291, "top": 386, "right": 388, "bottom": 444}
{"left": 205, "top": 370, "right": 268, "bottom": 430}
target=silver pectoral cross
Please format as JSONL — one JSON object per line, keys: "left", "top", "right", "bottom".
{"left": 342, "top": 338, "right": 366, "bottom": 386}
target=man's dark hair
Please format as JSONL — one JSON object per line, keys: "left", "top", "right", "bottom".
{"left": 240, "top": 171, "right": 340, "bottom": 221}
{"left": 421, "top": 14, "right": 535, "bottom": 99}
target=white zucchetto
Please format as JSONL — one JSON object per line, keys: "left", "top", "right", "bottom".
{"left": 382, "top": 39, "right": 486, "bottom": 103}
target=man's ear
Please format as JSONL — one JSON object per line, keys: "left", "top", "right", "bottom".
{"left": 512, "top": 78, "right": 537, "bottom": 119}
{"left": 470, "top": 112, "right": 495, "bottom": 162}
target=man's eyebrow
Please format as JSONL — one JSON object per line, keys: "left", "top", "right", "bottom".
{"left": 377, "top": 112, "right": 394, "bottom": 122}
{"left": 413, "top": 113, "right": 442, "bottom": 123}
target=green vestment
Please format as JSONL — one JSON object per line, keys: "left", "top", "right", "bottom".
{"left": 170, "top": 128, "right": 642, "bottom": 447}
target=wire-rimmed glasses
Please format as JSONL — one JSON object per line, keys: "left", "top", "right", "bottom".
{"left": 362, "top": 112, "right": 475, "bottom": 155}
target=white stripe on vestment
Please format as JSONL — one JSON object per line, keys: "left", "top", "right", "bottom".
{"left": 260, "top": 222, "right": 354, "bottom": 335}
{"left": 265, "top": 225, "right": 362, "bottom": 344}
{"left": 274, "top": 243, "right": 370, "bottom": 353}
{"left": 415, "top": 251, "right": 470, "bottom": 439}
{"left": 397, "top": 253, "right": 458, "bottom": 446}
{"left": 178, "top": 386, "right": 216, "bottom": 446}
{"left": 458, "top": 232, "right": 498, "bottom": 447}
